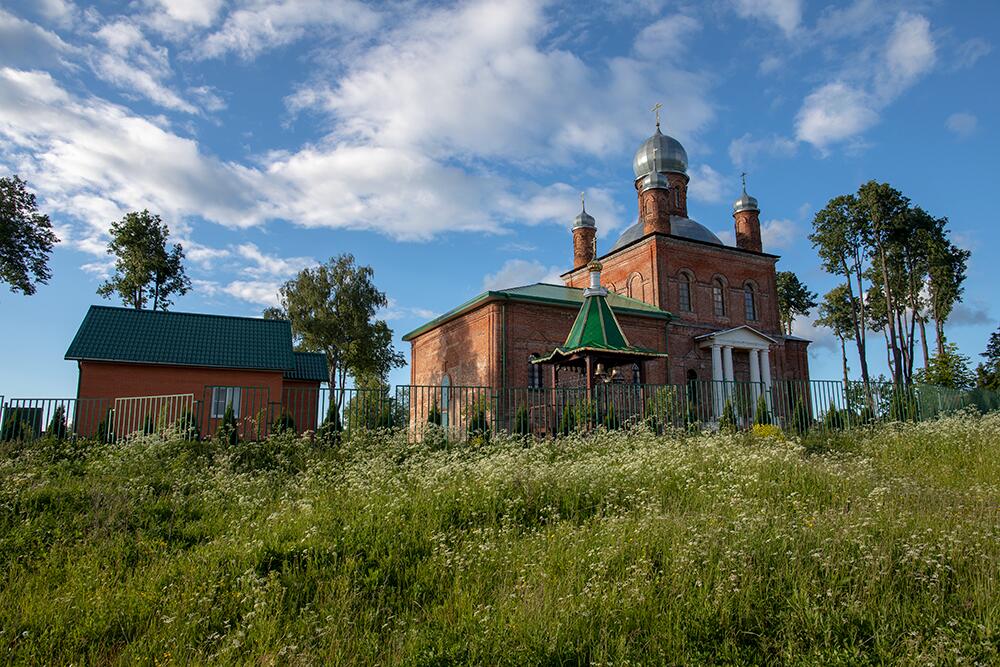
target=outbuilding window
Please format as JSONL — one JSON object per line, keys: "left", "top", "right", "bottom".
{"left": 211, "top": 386, "right": 241, "bottom": 418}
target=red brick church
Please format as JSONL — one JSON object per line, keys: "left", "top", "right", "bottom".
{"left": 404, "top": 116, "right": 810, "bottom": 394}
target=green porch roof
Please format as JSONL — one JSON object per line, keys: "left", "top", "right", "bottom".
{"left": 402, "top": 282, "right": 671, "bottom": 341}
{"left": 533, "top": 289, "right": 668, "bottom": 364}
{"left": 284, "top": 352, "right": 328, "bottom": 382}
{"left": 65, "top": 305, "right": 295, "bottom": 371}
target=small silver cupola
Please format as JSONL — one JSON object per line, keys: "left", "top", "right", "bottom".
{"left": 639, "top": 147, "right": 671, "bottom": 193}
{"left": 733, "top": 172, "right": 759, "bottom": 213}
{"left": 573, "top": 192, "right": 596, "bottom": 229}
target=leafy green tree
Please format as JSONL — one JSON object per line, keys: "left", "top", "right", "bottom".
{"left": 927, "top": 232, "right": 970, "bottom": 357}
{"left": 855, "top": 181, "right": 911, "bottom": 385}
{"left": 977, "top": 327, "right": 1000, "bottom": 391}
{"left": 815, "top": 285, "right": 856, "bottom": 388}
{"left": 913, "top": 342, "right": 975, "bottom": 391}
{"left": 215, "top": 402, "right": 239, "bottom": 447}
{"left": 810, "top": 194, "right": 872, "bottom": 387}
{"left": 265, "top": 254, "right": 405, "bottom": 415}
{"left": 46, "top": 405, "right": 68, "bottom": 440}
{"left": 0, "top": 175, "right": 58, "bottom": 295}
{"left": 427, "top": 401, "right": 442, "bottom": 426}
{"left": 776, "top": 271, "right": 818, "bottom": 336}
{"left": 97, "top": 210, "right": 190, "bottom": 310}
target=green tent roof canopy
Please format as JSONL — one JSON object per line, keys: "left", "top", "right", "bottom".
{"left": 532, "top": 286, "right": 668, "bottom": 366}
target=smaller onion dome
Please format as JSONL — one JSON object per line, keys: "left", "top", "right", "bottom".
{"left": 639, "top": 169, "right": 670, "bottom": 194}
{"left": 733, "top": 174, "right": 759, "bottom": 213}
{"left": 573, "top": 193, "right": 596, "bottom": 229}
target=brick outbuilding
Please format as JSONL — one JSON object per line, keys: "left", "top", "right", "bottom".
{"left": 65, "top": 306, "right": 326, "bottom": 436}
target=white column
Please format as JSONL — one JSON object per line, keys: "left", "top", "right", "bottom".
{"left": 760, "top": 348, "right": 773, "bottom": 412}
{"left": 749, "top": 348, "right": 761, "bottom": 416}
{"left": 722, "top": 346, "right": 735, "bottom": 405}
{"left": 711, "top": 344, "right": 724, "bottom": 418}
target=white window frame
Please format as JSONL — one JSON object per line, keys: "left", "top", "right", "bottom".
{"left": 211, "top": 386, "right": 241, "bottom": 419}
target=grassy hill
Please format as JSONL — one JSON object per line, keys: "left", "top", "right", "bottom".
{"left": 2, "top": 415, "right": 999, "bottom": 665}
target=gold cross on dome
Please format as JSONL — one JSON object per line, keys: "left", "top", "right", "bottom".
{"left": 592, "top": 234, "right": 598, "bottom": 258}
{"left": 651, "top": 102, "right": 663, "bottom": 129}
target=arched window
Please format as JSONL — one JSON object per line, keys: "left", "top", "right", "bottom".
{"left": 627, "top": 273, "right": 643, "bottom": 300}
{"left": 678, "top": 272, "right": 693, "bottom": 312}
{"left": 528, "top": 354, "right": 543, "bottom": 389}
{"left": 712, "top": 279, "right": 726, "bottom": 317}
{"left": 744, "top": 284, "right": 756, "bottom": 321}
{"left": 631, "top": 363, "right": 642, "bottom": 385}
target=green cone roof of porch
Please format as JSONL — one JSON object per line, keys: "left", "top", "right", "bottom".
{"left": 533, "top": 290, "right": 669, "bottom": 364}
{"left": 65, "top": 305, "right": 296, "bottom": 371}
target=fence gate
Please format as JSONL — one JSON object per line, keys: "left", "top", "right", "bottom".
{"left": 112, "top": 393, "right": 195, "bottom": 442}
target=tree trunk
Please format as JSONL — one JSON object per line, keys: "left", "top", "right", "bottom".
{"left": 935, "top": 317, "right": 946, "bottom": 358}
{"left": 842, "top": 258, "right": 871, "bottom": 388}
{"left": 876, "top": 243, "right": 904, "bottom": 385}
{"left": 918, "top": 316, "right": 930, "bottom": 369}
{"left": 840, "top": 335, "right": 849, "bottom": 388}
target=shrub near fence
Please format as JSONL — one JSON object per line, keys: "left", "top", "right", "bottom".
{"left": 2, "top": 379, "right": 998, "bottom": 444}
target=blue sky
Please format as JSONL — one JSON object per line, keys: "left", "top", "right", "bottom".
{"left": 0, "top": 0, "right": 996, "bottom": 396}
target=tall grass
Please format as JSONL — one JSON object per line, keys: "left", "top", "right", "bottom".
{"left": 2, "top": 414, "right": 999, "bottom": 664}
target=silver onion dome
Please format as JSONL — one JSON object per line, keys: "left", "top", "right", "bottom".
{"left": 639, "top": 169, "right": 669, "bottom": 193}
{"left": 632, "top": 128, "right": 688, "bottom": 179}
{"left": 573, "top": 197, "right": 596, "bottom": 228}
{"left": 733, "top": 183, "right": 759, "bottom": 213}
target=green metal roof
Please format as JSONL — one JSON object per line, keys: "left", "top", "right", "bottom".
{"left": 284, "top": 352, "right": 328, "bottom": 382}
{"left": 402, "top": 282, "right": 670, "bottom": 341}
{"left": 533, "top": 289, "right": 668, "bottom": 364}
{"left": 65, "top": 305, "right": 295, "bottom": 371}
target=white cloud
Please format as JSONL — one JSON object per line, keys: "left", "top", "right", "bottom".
{"left": 511, "top": 184, "right": 624, "bottom": 235}
{"left": 728, "top": 133, "right": 797, "bottom": 169}
{"left": 222, "top": 280, "right": 281, "bottom": 306}
{"left": 288, "top": 1, "right": 713, "bottom": 164}
{"left": 150, "top": 0, "right": 225, "bottom": 28}
{"left": 0, "top": 10, "right": 76, "bottom": 69}
{"left": 236, "top": 243, "right": 313, "bottom": 277}
{"left": 380, "top": 298, "right": 437, "bottom": 322}
{"left": 184, "top": 241, "right": 230, "bottom": 268}
{"left": 0, "top": 68, "right": 265, "bottom": 242}
{"left": 795, "top": 12, "right": 936, "bottom": 150}
{"left": 945, "top": 112, "right": 977, "bottom": 139}
{"left": 760, "top": 218, "right": 796, "bottom": 249}
{"left": 634, "top": 14, "right": 700, "bottom": 60}
{"left": 731, "top": 0, "right": 802, "bottom": 36}
{"left": 482, "top": 259, "right": 563, "bottom": 291}
{"left": 952, "top": 37, "right": 991, "bottom": 71}
{"left": 793, "top": 313, "right": 841, "bottom": 354}
{"left": 36, "top": 0, "right": 79, "bottom": 27}
{"left": 198, "top": 0, "right": 381, "bottom": 60}
{"left": 90, "top": 19, "right": 204, "bottom": 114}
{"left": 795, "top": 82, "right": 878, "bottom": 149}
{"left": 687, "top": 164, "right": 725, "bottom": 203}
{"left": 877, "top": 13, "right": 936, "bottom": 101}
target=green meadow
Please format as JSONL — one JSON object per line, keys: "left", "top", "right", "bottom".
{"left": 2, "top": 414, "right": 999, "bottom": 665}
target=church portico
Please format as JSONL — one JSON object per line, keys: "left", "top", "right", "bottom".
{"left": 696, "top": 326, "right": 777, "bottom": 418}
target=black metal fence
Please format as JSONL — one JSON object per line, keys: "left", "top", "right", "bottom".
{"left": 2, "top": 380, "right": 998, "bottom": 444}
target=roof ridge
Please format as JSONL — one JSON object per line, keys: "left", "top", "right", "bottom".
{"left": 85, "top": 304, "right": 290, "bottom": 325}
